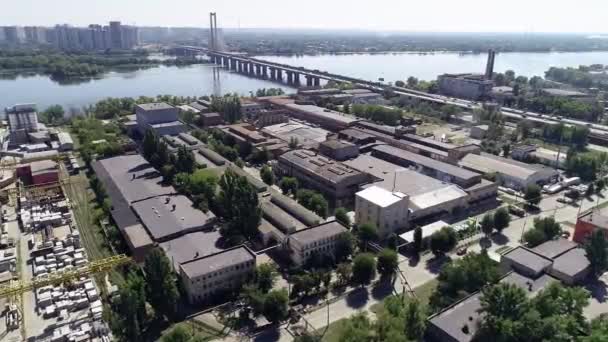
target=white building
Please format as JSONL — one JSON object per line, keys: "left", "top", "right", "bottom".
{"left": 287, "top": 221, "right": 349, "bottom": 265}
{"left": 135, "top": 102, "right": 186, "bottom": 136}
{"left": 179, "top": 246, "right": 256, "bottom": 304}
{"left": 355, "top": 186, "right": 409, "bottom": 237}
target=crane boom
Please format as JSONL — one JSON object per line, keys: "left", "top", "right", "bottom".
{"left": 0, "top": 254, "right": 131, "bottom": 298}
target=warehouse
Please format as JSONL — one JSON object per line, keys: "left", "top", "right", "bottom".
{"left": 459, "top": 153, "right": 559, "bottom": 191}
{"left": 262, "top": 98, "right": 360, "bottom": 131}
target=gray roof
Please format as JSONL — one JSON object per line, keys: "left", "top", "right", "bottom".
{"left": 501, "top": 272, "right": 558, "bottom": 295}
{"left": 180, "top": 246, "right": 255, "bottom": 279}
{"left": 402, "top": 133, "right": 457, "bottom": 151}
{"left": 372, "top": 144, "right": 479, "bottom": 181}
{"left": 289, "top": 221, "right": 348, "bottom": 245}
{"left": 284, "top": 103, "right": 359, "bottom": 125}
{"left": 228, "top": 165, "right": 268, "bottom": 192}
{"left": 136, "top": 102, "right": 174, "bottom": 111}
{"left": 160, "top": 230, "right": 223, "bottom": 269}
{"left": 503, "top": 246, "right": 553, "bottom": 275}
{"left": 459, "top": 153, "right": 537, "bottom": 180}
{"left": 320, "top": 139, "right": 357, "bottom": 150}
{"left": 542, "top": 88, "right": 588, "bottom": 97}
{"left": 552, "top": 248, "right": 590, "bottom": 278}
{"left": 261, "top": 202, "right": 305, "bottom": 233}
{"left": 343, "top": 154, "right": 448, "bottom": 196}
{"left": 92, "top": 155, "right": 175, "bottom": 205}
{"left": 131, "top": 195, "right": 216, "bottom": 241}
{"left": 270, "top": 190, "right": 322, "bottom": 227}
{"left": 123, "top": 224, "right": 153, "bottom": 249}
{"left": 339, "top": 128, "right": 376, "bottom": 141}
{"left": 279, "top": 149, "right": 369, "bottom": 185}
{"left": 533, "top": 239, "right": 577, "bottom": 260}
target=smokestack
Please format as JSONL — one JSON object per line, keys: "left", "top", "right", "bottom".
{"left": 209, "top": 13, "right": 215, "bottom": 50}
{"left": 485, "top": 49, "right": 495, "bottom": 80}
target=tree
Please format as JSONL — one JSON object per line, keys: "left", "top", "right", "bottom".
{"left": 395, "top": 80, "right": 405, "bottom": 87}
{"left": 357, "top": 223, "right": 378, "bottom": 250}
{"left": 493, "top": 207, "right": 511, "bottom": 233}
{"left": 377, "top": 248, "right": 399, "bottom": 278}
{"left": 144, "top": 248, "right": 179, "bottom": 320}
{"left": 161, "top": 324, "right": 192, "bottom": 342}
{"left": 476, "top": 283, "right": 529, "bottom": 340}
{"left": 501, "top": 144, "right": 511, "bottom": 157}
{"left": 587, "top": 183, "right": 596, "bottom": 197}
{"left": 263, "top": 289, "right": 289, "bottom": 323}
{"left": 585, "top": 229, "right": 608, "bottom": 278}
{"left": 142, "top": 129, "right": 158, "bottom": 160}
{"left": 407, "top": 76, "right": 419, "bottom": 88}
{"left": 480, "top": 213, "right": 494, "bottom": 237}
{"left": 112, "top": 272, "right": 148, "bottom": 342}
{"left": 260, "top": 165, "right": 274, "bottom": 185}
{"left": 334, "top": 231, "right": 355, "bottom": 262}
{"left": 352, "top": 253, "right": 377, "bottom": 285}
{"left": 598, "top": 179, "right": 606, "bottom": 193}
{"left": 523, "top": 228, "right": 547, "bottom": 247}
{"left": 429, "top": 226, "right": 458, "bottom": 256}
{"left": 279, "top": 177, "right": 299, "bottom": 195}
{"left": 534, "top": 217, "right": 561, "bottom": 240}
{"left": 336, "top": 262, "right": 353, "bottom": 285}
{"left": 334, "top": 207, "right": 351, "bottom": 227}
{"left": 291, "top": 274, "right": 315, "bottom": 297}
{"left": 255, "top": 263, "right": 278, "bottom": 292}
{"left": 413, "top": 226, "right": 423, "bottom": 254}
{"left": 41, "top": 104, "right": 65, "bottom": 124}
{"left": 296, "top": 189, "right": 329, "bottom": 218}
{"left": 175, "top": 146, "right": 195, "bottom": 174}
{"left": 294, "top": 333, "right": 321, "bottom": 342}
{"left": 524, "top": 184, "right": 542, "bottom": 207}
{"left": 404, "top": 299, "right": 427, "bottom": 341}
{"left": 218, "top": 169, "right": 261, "bottom": 243}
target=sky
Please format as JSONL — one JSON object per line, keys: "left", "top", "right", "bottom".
{"left": 2, "top": 0, "right": 607, "bottom": 33}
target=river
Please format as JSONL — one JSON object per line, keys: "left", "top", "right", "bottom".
{"left": 258, "top": 51, "right": 608, "bottom": 83}
{"left": 0, "top": 64, "right": 295, "bottom": 113}
{"left": 2, "top": 51, "right": 608, "bottom": 112}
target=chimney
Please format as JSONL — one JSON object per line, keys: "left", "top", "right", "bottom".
{"left": 485, "top": 49, "right": 495, "bottom": 80}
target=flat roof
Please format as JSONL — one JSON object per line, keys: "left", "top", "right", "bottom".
{"left": 151, "top": 121, "right": 185, "bottom": 128}
{"left": 123, "top": 224, "right": 153, "bottom": 249}
{"left": 131, "top": 195, "right": 215, "bottom": 241}
{"left": 459, "top": 153, "right": 537, "bottom": 180}
{"left": 356, "top": 186, "right": 407, "bottom": 208}
{"left": 532, "top": 239, "right": 577, "bottom": 260}
{"left": 320, "top": 139, "right": 357, "bottom": 150}
{"left": 289, "top": 221, "right": 348, "bottom": 246}
{"left": 402, "top": 133, "right": 457, "bottom": 151}
{"left": 579, "top": 211, "right": 608, "bottom": 229}
{"left": 180, "top": 246, "right": 255, "bottom": 279}
{"left": 160, "top": 230, "right": 223, "bottom": 269}
{"left": 29, "top": 160, "right": 58, "bottom": 173}
{"left": 136, "top": 102, "right": 174, "bottom": 111}
{"left": 262, "top": 120, "right": 330, "bottom": 146}
{"left": 339, "top": 128, "right": 376, "bottom": 141}
{"left": 542, "top": 88, "right": 588, "bottom": 97}
{"left": 552, "top": 248, "right": 590, "bottom": 277}
{"left": 92, "top": 154, "right": 175, "bottom": 204}
{"left": 284, "top": 102, "right": 359, "bottom": 125}
{"left": 410, "top": 184, "right": 467, "bottom": 210}
{"left": 503, "top": 246, "right": 553, "bottom": 274}
{"left": 400, "top": 220, "right": 449, "bottom": 242}
{"left": 373, "top": 145, "right": 479, "bottom": 181}
{"left": 279, "top": 149, "right": 368, "bottom": 185}
{"left": 343, "top": 154, "right": 448, "bottom": 196}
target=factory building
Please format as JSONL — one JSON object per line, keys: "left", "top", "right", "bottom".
{"left": 355, "top": 186, "right": 409, "bottom": 237}
{"left": 318, "top": 139, "right": 359, "bottom": 161}
{"left": 437, "top": 73, "right": 494, "bottom": 100}
{"left": 135, "top": 102, "right": 187, "bottom": 136}
{"left": 286, "top": 221, "right": 349, "bottom": 266}
{"left": 276, "top": 150, "right": 372, "bottom": 206}
{"left": 5, "top": 103, "right": 42, "bottom": 146}
{"left": 261, "top": 98, "right": 360, "bottom": 131}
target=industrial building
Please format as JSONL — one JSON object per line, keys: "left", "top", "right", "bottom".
{"left": 5, "top": 103, "right": 42, "bottom": 146}
{"left": 261, "top": 120, "right": 331, "bottom": 149}
{"left": 437, "top": 73, "right": 494, "bottom": 100}
{"left": 135, "top": 102, "right": 186, "bottom": 136}
{"left": 318, "top": 139, "right": 359, "bottom": 161}
{"left": 428, "top": 238, "right": 589, "bottom": 342}
{"left": 355, "top": 186, "right": 409, "bottom": 237}
{"left": 573, "top": 210, "right": 608, "bottom": 243}
{"left": 92, "top": 154, "right": 216, "bottom": 261}
{"left": 287, "top": 221, "right": 349, "bottom": 265}
{"left": 57, "top": 132, "right": 74, "bottom": 151}
{"left": 276, "top": 150, "right": 372, "bottom": 206}
{"left": 179, "top": 246, "right": 256, "bottom": 304}
{"left": 459, "top": 153, "right": 559, "bottom": 191}
{"left": 16, "top": 160, "right": 59, "bottom": 186}
{"left": 262, "top": 98, "right": 360, "bottom": 131}
{"left": 469, "top": 125, "right": 488, "bottom": 140}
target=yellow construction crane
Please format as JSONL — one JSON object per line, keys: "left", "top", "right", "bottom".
{"left": 0, "top": 254, "right": 131, "bottom": 298}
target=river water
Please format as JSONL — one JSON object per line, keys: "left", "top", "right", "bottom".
{"left": 258, "top": 51, "right": 608, "bottom": 83}
{"left": 2, "top": 51, "right": 608, "bottom": 112}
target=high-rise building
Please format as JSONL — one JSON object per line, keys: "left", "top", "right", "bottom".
{"left": 3, "top": 26, "right": 23, "bottom": 44}
{"left": 78, "top": 28, "right": 94, "bottom": 50}
{"left": 109, "top": 21, "right": 122, "bottom": 49}
{"left": 89, "top": 25, "right": 105, "bottom": 50}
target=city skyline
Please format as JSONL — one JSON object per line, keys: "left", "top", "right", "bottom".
{"left": 2, "top": 0, "right": 607, "bottom": 33}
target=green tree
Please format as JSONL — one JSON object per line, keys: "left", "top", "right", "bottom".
{"left": 334, "top": 231, "right": 355, "bottom": 262}
{"left": 585, "top": 229, "right": 608, "bottom": 278}
{"left": 534, "top": 217, "right": 562, "bottom": 240}
{"left": 161, "top": 324, "right": 192, "bottom": 342}
{"left": 429, "top": 226, "right": 458, "bottom": 256}
{"left": 377, "top": 248, "right": 399, "bottom": 278}
{"left": 597, "top": 179, "right": 606, "bottom": 192}
{"left": 413, "top": 226, "right": 423, "bottom": 254}
{"left": 260, "top": 165, "right": 274, "bottom": 185}
{"left": 501, "top": 144, "right": 511, "bottom": 157}
{"left": 352, "top": 253, "right": 377, "bottom": 285}
{"left": 175, "top": 146, "right": 195, "bottom": 174}
{"left": 480, "top": 213, "right": 494, "bottom": 237}
{"left": 41, "top": 104, "right": 65, "bottom": 124}
{"left": 587, "top": 183, "right": 596, "bottom": 197}
{"left": 334, "top": 207, "right": 351, "bottom": 227}
{"left": 404, "top": 298, "right": 427, "bottom": 341}
{"left": 112, "top": 272, "right": 148, "bottom": 342}
{"left": 296, "top": 189, "right": 328, "bottom": 218}
{"left": 263, "top": 289, "right": 289, "bottom": 323}
{"left": 493, "top": 207, "right": 511, "bottom": 233}
{"left": 336, "top": 262, "right": 353, "bottom": 285}
{"left": 294, "top": 333, "right": 321, "bottom": 342}
{"left": 142, "top": 129, "right": 158, "bottom": 160}
{"left": 476, "top": 283, "right": 529, "bottom": 340}
{"left": 395, "top": 80, "right": 405, "bottom": 87}
{"left": 357, "top": 223, "right": 378, "bottom": 250}
{"left": 218, "top": 169, "right": 261, "bottom": 243}
{"left": 279, "top": 177, "right": 299, "bottom": 195}
{"left": 523, "top": 228, "right": 547, "bottom": 247}
{"left": 144, "top": 248, "right": 179, "bottom": 320}
{"left": 255, "top": 263, "right": 278, "bottom": 292}
{"left": 524, "top": 184, "right": 542, "bottom": 207}
{"left": 291, "top": 274, "right": 315, "bottom": 297}
{"left": 407, "top": 76, "right": 419, "bottom": 88}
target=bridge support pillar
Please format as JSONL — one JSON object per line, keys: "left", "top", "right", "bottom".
{"left": 223, "top": 57, "right": 229, "bottom": 68}
{"left": 286, "top": 71, "right": 293, "bottom": 84}
{"left": 230, "top": 59, "right": 237, "bottom": 71}
{"left": 313, "top": 77, "right": 320, "bottom": 87}
{"left": 255, "top": 64, "right": 261, "bottom": 77}
{"left": 262, "top": 66, "right": 268, "bottom": 79}
{"left": 237, "top": 61, "right": 243, "bottom": 73}
{"left": 306, "top": 76, "right": 313, "bottom": 87}
{"left": 277, "top": 69, "right": 283, "bottom": 81}
{"left": 293, "top": 72, "right": 300, "bottom": 85}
